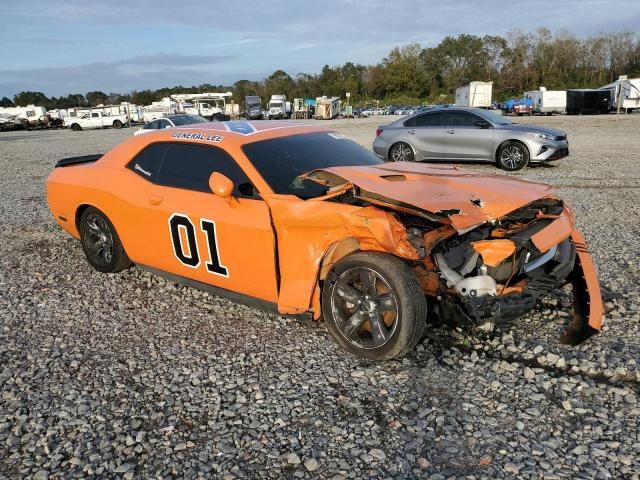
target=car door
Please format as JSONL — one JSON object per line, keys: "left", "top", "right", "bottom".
{"left": 443, "top": 111, "right": 495, "bottom": 160}
{"left": 90, "top": 112, "right": 102, "bottom": 128}
{"left": 404, "top": 111, "right": 446, "bottom": 160}
{"left": 124, "top": 142, "right": 279, "bottom": 303}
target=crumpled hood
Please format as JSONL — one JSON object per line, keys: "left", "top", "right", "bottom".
{"left": 308, "top": 162, "right": 555, "bottom": 231}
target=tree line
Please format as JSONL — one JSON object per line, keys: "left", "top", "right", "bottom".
{"left": 3, "top": 28, "right": 639, "bottom": 110}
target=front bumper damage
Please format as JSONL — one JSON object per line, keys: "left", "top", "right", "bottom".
{"left": 432, "top": 208, "right": 602, "bottom": 344}
{"left": 295, "top": 164, "right": 602, "bottom": 344}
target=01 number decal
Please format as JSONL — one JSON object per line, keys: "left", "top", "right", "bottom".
{"left": 168, "top": 213, "right": 229, "bottom": 277}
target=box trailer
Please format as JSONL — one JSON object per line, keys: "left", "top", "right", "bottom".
{"left": 455, "top": 81, "right": 493, "bottom": 108}
{"left": 599, "top": 75, "right": 640, "bottom": 112}
{"left": 525, "top": 87, "right": 566, "bottom": 115}
{"left": 314, "top": 96, "right": 342, "bottom": 120}
{"left": 566, "top": 89, "right": 612, "bottom": 115}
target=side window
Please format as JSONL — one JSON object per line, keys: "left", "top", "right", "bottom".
{"left": 127, "top": 143, "right": 167, "bottom": 182}
{"left": 403, "top": 116, "right": 416, "bottom": 127}
{"left": 445, "top": 111, "right": 481, "bottom": 127}
{"left": 414, "top": 112, "right": 443, "bottom": 127}
{"left": 157, "top": 143, "right": 258, "bottom": 198}
{"left": 158, "top": 119, "right": 170, "bottom": 129}
{"left": 91, "top": 113, "right": 100, "bottom": 118}
{"left": 145, "top": 120, "right": 159, "bottom": 130}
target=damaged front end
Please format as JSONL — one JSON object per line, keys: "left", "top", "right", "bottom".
{"left": 425, "top": 198, "right": 602, "bottom": 344}
{"left": 303, "top": 165, "right": 603, "bottom": 344}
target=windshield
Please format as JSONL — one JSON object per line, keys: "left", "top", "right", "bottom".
{"left": 478, "top": 109, "right": 513, "bottom": 125}
{"left": 242, "top": 131, "right": 384, "bottom": 199}
{"left": 269, "top": 102, "right": 283, "bottom": 108}
{"left": 170, "top": 115, "right": 208, "bottom": 126}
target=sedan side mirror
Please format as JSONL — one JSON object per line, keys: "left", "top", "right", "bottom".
{"left": 209, "top": 172, "right": 234, "bottom": 199}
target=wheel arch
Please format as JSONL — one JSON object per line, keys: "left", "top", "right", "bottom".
{"left": 387, "top": 140, "right": 416, "bottom": 161}
{"left": 495, "top": 138, "right": 529, "bottom": 161}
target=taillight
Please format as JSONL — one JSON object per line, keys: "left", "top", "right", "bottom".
{"left": 376, "top": 128, "right": 383, "bottom": 136}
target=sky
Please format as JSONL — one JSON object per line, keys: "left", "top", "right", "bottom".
{"left": 1, "top": 0, "right": 639, "bottom": 98}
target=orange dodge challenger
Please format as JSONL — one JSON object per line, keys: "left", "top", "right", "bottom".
{"left": 47, "top": 121, "right": 602, "bottom": 360}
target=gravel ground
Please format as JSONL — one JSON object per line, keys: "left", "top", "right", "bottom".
{"left": 1, "top": 115, "right": 639, "bottom": 479}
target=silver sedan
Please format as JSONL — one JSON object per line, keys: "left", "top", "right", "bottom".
{"left": 372, "top": 107, "right": 569, "bottom": 171}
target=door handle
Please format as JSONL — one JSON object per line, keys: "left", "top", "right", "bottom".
{"left": 407, "top": 129, "right": 416, "bottom": 134}
{"left": 148, "top": 195, "right": 163, "bottom": 205}
{"left": 446, "top": 129, "right": 455, "bottom": 134}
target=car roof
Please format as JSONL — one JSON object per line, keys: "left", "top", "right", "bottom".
{"left": 101, "top": 121, "right": 330, "bottom": 167}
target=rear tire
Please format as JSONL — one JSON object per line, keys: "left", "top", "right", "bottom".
{"left": 113, "top": 120, "right": 123, "bottom": 128}
{"left": 71, "top": 123, "right": 81, "bottom": 131}
{"left": 497, "top": 141, "right": 530, "bottom": 171}
{"left": 388, "top": 142, "right": 415, "bottom": 162}
{"left": 79, "top": 207, "right": 131, "bottom": 273}
{"left": 322, "top": 252, "right": 426, "bottom": 360}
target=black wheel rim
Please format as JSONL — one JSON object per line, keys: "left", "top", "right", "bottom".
{"left": 83, "top": 213, "right": 114, "bottom": 266}
{"left": 391, "top": 143, "right": 412, "bottom": 161}
{"left": 330, "top": 267, "right": 399, "bottom": 350}
{"left": 500, "top": 145, "right": 525, "bottom": 169}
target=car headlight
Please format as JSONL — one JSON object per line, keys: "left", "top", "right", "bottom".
{"left": 531, "top": 132, "right": 555, "bottom": 141}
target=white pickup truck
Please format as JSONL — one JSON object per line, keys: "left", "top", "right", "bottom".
{"left": 64, "top": 111, "right": 129, "bottom": 131}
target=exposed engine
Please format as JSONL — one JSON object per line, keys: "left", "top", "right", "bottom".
{"left": 416, "top": 198, "right": 576, "bottom": 328}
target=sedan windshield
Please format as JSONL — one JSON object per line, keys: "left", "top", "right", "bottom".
{"left": 170, "top": 115, "right": 208, "bottom": 126}
{"left": 242, "top": 131, "right": 383, "bottom": 199}
{"left": 478, "top": 109, "right": 513, "bottom": 126}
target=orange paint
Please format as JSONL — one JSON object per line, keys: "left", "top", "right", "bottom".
{"left": 472, "top": 239, "right": 516, "bottom": 267}
{"left": 46, "top": 121, "right": 603, "bottom": 340}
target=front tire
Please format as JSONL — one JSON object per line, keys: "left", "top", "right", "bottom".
{"left": 497, "top": 141, "right": 530, "bottom": 171}
{"left": 322, "top": 252, "right": 426, "bottom": 360}
{"left": 388, "top": 142, "right": 415, "bottom": 162}
{"left": 79, "top": 207, "right": 131, "bottom": 273}
{"left": 71, "top": 123, "right": 81, "bottom": 131}
{"left": 113, "top": 120, "right": 123, "bottom": 128}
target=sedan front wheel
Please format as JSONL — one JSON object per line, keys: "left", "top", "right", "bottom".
{"left": 497, "top": 141, "right": 530, "bottom": 171}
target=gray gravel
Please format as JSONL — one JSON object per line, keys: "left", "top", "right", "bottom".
{"left": 1, "top": 117, "right": 639, "bottom": 479}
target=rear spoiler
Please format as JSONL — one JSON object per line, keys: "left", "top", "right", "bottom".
{"left": 55, "top": 154, "right": 103, "bottom": 168}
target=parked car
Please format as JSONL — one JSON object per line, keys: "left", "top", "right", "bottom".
{"left": 65, "top": 111, "right": 129, "bottom": 131}
{"left": 373, "top": 107, "right": 569, "bottom": 171}
{"left": 134, "top": 114, "right": 209, "bottom": 135}
{"left": 502, "top": 98, "right": 534, "bottom": 116}
{"left": 46, "top": 121, "right": 601, "bottom": 360}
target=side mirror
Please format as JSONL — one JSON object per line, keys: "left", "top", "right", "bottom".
{"left": 209, "top": 172, "right": 234, "bottom": 199}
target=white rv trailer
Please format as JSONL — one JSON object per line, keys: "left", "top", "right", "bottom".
{"left": 0, "top": 105, "right": 49, "bottom": 127}
{"left": 524, "top": 87, "right": 566, "bottom": 115}
{"left": 599, "top": 75, "right": 640, "bottom": 112}
{"left": 171, "top": 92, "right": 232, "bottom": 120}
{"left": 455, "top": 81, "right": 493, "bottom": 108}
{"left": 314, "top": 96, "right": 342, "bottom": 120}
{"left": 96, "top": 103, "right": 142, "bottom": 123}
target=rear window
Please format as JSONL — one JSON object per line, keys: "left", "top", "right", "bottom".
{"left": 242, "top": 131, "right": 383, "bottom": 199}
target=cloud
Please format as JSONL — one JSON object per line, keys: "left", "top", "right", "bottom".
{"left": 0, "top": 53, "right": 238, "bottom": 96}
{"left": 1, "top": 0, "right": 639, "bottom": 97}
